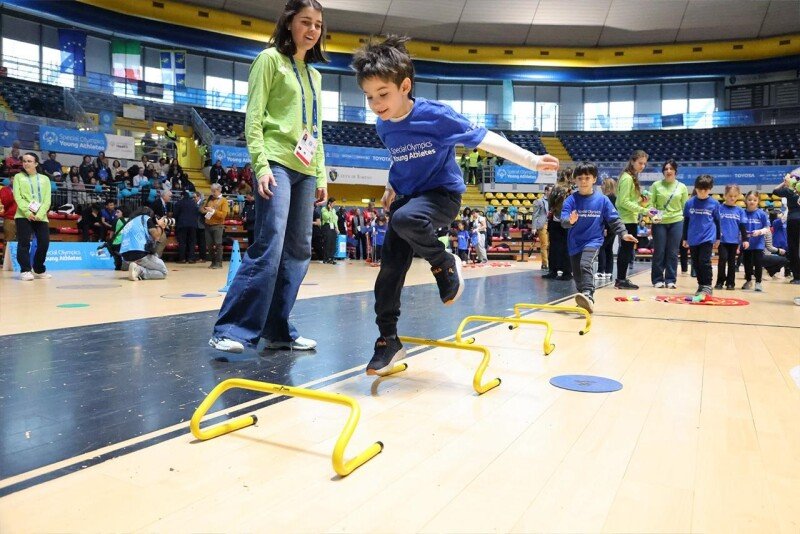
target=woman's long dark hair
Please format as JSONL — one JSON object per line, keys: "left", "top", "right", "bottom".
{"left": 270, "top": 0, "right": 329, "bottom": 64}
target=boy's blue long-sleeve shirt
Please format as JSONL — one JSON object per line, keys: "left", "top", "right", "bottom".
{"left": 560, "top": 191, "right": 629, "bottom": 256}
{"left": 682, "top": 196, "right": 721, "bottom": 246}
{"left": 376, "top": 98, "right": 487, "bottom": 196}
{"left": 718, "top": 204, "right": 748, "bottom": 244}
{"left": 743, "top": 209, "right": 770, "bottom": 250}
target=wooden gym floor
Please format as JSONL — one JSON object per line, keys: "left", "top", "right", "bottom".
{"left": 0, "top": 258, "right": 798, "bottom": 533}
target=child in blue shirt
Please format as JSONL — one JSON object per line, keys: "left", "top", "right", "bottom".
{"left": 371, "top": 215, "right": 387, "bottom": 263}
{"left": 681, "top": 174, "right": 721, "bottom": 296}
{"left": 741, "top": 191, "right": 770, "bottom": 291}
{"left": 456, "top": 221, "right": 470, "bottom": 263}
{"left": 715, "top": 184, "right": 749, "bottom": 290}
{"left": 561, "top": 162, "right": 637, "bottom": 313}
{"left": 351, "top": 36, "right": 559, "bottom": 375}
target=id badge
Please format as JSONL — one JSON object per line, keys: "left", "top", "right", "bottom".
{"left": 293, "top": 129, "right": 318, "bottom": 166}
{"left": 28, "top": 200, "right": 41, "bottom": 214}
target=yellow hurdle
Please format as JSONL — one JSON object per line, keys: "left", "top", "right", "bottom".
{"left": 454, "top": 315, "right": 556, "bottom": 355}
{"left": 380, "top": 336, "right": 501, "bottom": 395}
{"left": 511, "top": 297, "right": 592, "bottom": 335}
{"left": 190, "top": 378, "right": 383, "bottom": 477}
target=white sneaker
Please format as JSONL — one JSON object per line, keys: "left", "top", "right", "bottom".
{"left": 209, "top": 336, "right": 244, "bottom": 353}
{"left": 604, "top": 273, "right": 614, "bottom": 279}
{"left": 666, "top": 282, "right": 677, "bottom": 289}
{"left": 654, "top": 282, "right": 665, "bottom": 288}
{"left": 128, "top": 262, "right": 142, "bottom": 281}
{"left": 33, "top": 272, "right": 52, "bottom": 279}
{"left": 794, "top": 297, "right": 800, "bottom": 306}
{"left": 20, "top": 271, "right": 34, "bottom": 281}
{"left": 594, "top": 272, "right": 604, "bottom": 280}
{"left": 265, "top": 336, "right": 317, "bottom": 351}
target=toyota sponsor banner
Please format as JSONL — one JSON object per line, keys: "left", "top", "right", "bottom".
{"left": 4, "top": 242, "right": 114, "bottom": 271}
{"left": 324, "top": 144, "right": 391, "bottom": 170}
{"left": 325, "top": 166, "right": 388, "bottom": 186}
{"left": 39, "top": 126, "right": 135, "bottom": 159}
{"left": 594, "top": 165, "right": 794, "bottom": 186}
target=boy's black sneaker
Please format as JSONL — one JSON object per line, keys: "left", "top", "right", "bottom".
{"left": 615, "top": 279, "right": 639, "bottom": 290}
{"left": 366, "top": 336, "right": 406, "bottom": 376}
{"left": 431, "top": 252, "right": 463, "bottom": 305}
{"left": 541, "top": 272, "right": 558, "bottom": 279}
{"left": 714, "top": 282, "right": 724, "bottom": 290}
{"left": 575, "top": 292, "right": 594, "bottom": 314}
{"left": 725, "top": 284, "right": 735, "bottom": 290}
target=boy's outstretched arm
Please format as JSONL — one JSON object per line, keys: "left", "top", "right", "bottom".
{"left": 609, "top": 217, "right": 638, "bottom": 243}
{"left": 478, "top": 131, "right": 559, "bottom": 171}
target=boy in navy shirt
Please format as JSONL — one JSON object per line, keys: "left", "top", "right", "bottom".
{"left": 351, "top": 36, "right": 559, "bottom": 375}
{"left": 561, "top": 162, "right": 637, "bottom": 313}
{"left": 682, "top": 175, "right": 721, "bottom": 296}
{"left": 371, "top": 215, "right": 387, "bottom": 263}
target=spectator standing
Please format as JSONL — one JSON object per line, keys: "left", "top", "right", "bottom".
{"left": 200, "top": 182, "right": 229, "bottom": 269}
{"left": 0, "top": 175, "right": 17, "bottom": 242}
{"left": 173, "top": 190, "right": 199, "bottom": 263}
{"left": 13, "top": 152, "right": 52, "bottom": 280}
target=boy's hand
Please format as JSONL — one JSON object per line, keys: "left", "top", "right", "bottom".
{"left": 778, "top": 248, "right": 786, "bottom": 255}
{"left": 568, "top": 210, "right": 578, "bottom": 224}
{"left": 742, "top": 241, "right": 750, "bottom": 250}
{"left": 682, "top": 240, "right": 689, "bottom": 249}
{"left": 622, "top": 234, "right": 638, "bottom": 244}
{"left": 536, "top": 154, "right": 559, "bottom": 171}
{"left": 381, "top": 187, "right": 395, "bottom": 211}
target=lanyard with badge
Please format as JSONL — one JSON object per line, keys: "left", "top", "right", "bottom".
{"left": 290, "top": 57, "right": 318, "bottom": 167}
{"left": 27, "top": 173, "right": 42, "bottom": 215}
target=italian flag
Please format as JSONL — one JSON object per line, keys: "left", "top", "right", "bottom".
{"left": 112, "top": 39, "right": 141, "bottom": 80}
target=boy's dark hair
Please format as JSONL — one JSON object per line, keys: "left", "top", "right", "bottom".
{"left": 351, "top": 35, "right": 415, "bottom": 90}
{"left": 269, "top": 0, "right": 328, "bottom": 64}
{"left": 573, "top": 161, "right": 598, "bottom": 178}
{"left": 694, "top": 174, "right": 714, "bottom": 190}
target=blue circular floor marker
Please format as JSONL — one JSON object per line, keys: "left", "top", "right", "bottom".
{"left": 549, "top": 374, "right": 622, "bottom": 393}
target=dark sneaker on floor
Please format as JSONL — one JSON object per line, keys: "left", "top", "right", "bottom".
{"left": 725, "top": 284, "right": 735, "bottom": 290}
{"left": 431, "top": 252, "right": 463, "bottom": 305}
{"left": 790, "top": 279, "right": 800, "bottom": 285}
{"left": 541, "top": 272, "right": 558, "bottom": 279}
{"left": 615, "top": 279, "right": 639, "bottom": 290}
{"left": 367, "top": 336, "right": 406, "bottom": 376}
{"left": 575, "top": 292, "right": 594, "bottom": 314}
{"left": 714, "top": 282, "right": 724, "bottom": 290}
{"left": 742, "top": 280, "right": 753, "bottom": 290}
{"left": 555, "top": 274, "right": 573, "bottom": 281}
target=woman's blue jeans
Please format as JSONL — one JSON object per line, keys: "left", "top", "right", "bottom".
{"left": 213, "top": 163, "right": 315, "bottom": 346}
{"left": 651, "top": 221, "right": 683, "bottom": 285}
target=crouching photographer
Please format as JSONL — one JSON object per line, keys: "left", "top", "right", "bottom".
{"left": 120, "top": 206, "right": 169, "bottom": 281}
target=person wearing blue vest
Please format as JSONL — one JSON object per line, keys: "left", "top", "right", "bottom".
{"left": 351, "top": 36, "right": 559, "bottom": 375}
{"left": 561, "top": 162, "right": 637, "bottom": 313}
{"left": 120, "top": 206, "right": 168, "bottom": 281}
{"left": 681, "top": 175, "right": 721, "bottom": 297}
{"left": 13, "top": 152, "right": 52, "bottom": 281}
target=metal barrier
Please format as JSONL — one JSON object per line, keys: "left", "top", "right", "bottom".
{"left": 382, "top": 336, "right": 501, "bottom": 395}
{"left": 511, "top": 298, "right": 592, "bottom": 335}
{"left": 190, "top": 378, "right": 383, "bottom": 477}
{"left": 454, "top": 315, "right": 556, "bottom": 355}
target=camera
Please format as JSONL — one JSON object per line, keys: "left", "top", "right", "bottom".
{"left": 160, "top": 217, "right": 176, "bottom": 227}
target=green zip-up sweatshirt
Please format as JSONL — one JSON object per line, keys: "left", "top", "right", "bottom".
{"left": 615, "top": 171, "right": 649, "bottom": 224}
{"left": 13, "top": 172, "right": 51, "bottom": 222}
{"left": 649, "top": 179, "right": 689, "bottom": 225}
{"left": 245, "top": 48, "right": 326, "bottom": 189}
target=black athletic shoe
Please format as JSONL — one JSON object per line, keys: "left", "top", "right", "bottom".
{"left": 615, "top": 279, "right": 639, "bottom": 290}
{"left": 725, "top": 284, "right": 735, "bottom": 290}
{"left": 575, "top": 292, "right": 594, "bottom": 314}
{"left": 555, "top": 274, "right": 573, "bottom": 281}
{"left": 366, "top": 336, "right": 406, "bottom": 376}
{"left": 541, "top": 272, "right": 558, "bottom": 279}
{"left": 714, "top": 282, "right": 724, "bottom": 290}
{"left": 431, "top": 252, "right": 463, "bottom": 305}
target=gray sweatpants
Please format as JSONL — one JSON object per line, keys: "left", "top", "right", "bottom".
{"left": 136, "top": 254, "right": 168, "bottom": 280}
{"left": 569, "top": 247, "right": 598, "bottom": 296}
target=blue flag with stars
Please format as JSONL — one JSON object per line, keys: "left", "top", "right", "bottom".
{"left": 58, "top": 29, "right": 86, "bottom": 76}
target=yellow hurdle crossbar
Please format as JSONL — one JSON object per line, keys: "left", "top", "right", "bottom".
{"left": 388, "top": 336, "right": 502, "bottom": 395}
{"left": 454, "top": 315, "right": 556, "bottom": 355}
{"left": 512, "top": 297, "right": 592, "bottom": 335}
{"left": 190, "top": 378, "right": 383, "bottom": 477}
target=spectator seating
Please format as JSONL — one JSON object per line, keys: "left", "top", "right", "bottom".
{"left": 195, "top": 107, "right": 245, "bottom": 139}
{"left": 0, "top": 78, "right": 69, "bottom": 120}
{"left": 559, "top": 126, "right": 800, "bottom": 163}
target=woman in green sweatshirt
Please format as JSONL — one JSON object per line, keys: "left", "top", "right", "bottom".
{"left": 13, "top": 152, "right": 52, "bottom": 281}
{"left": 210, "top": 0, "right": 328, "bottom": 354}
{"left": 615, "top": 149, "right": 650, "bottom": 289}
{"left": 649, "top": 159, "right": 688, "bottom": 288}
